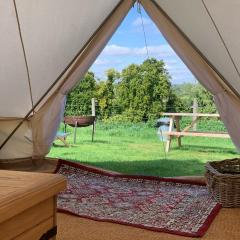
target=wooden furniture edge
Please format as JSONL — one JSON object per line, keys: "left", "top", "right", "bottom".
{"left": 0, "top": 172, "right": 66, "bottom": 223}
{"left": 163, "top": 131, "right": 230, "bottom": 138}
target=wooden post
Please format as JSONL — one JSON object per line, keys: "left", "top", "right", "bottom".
{"left": 91, "top": 98, "right": 96, "bottom": 142}
{"left": 92, "top": 123, "right": 95, "bottom": 142}
{"left": 165, "top": 117, "right": 174, "bottom": 153}
{"left": 91, "top": 98, "right": 96, "bottom": 116}
{"left": 73, "top": 121, "right": 77, "bottom": 144}
{"left": 64, "top": 123, "right": 67, "bottom": 134}
{"left": 192, "top": 98, "right": 198, "bottom": 131}
{"left": 175, "top": 116, "right": 182, "bottom": 147}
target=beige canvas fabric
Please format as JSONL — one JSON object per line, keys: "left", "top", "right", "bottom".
{"left": 0, "top": 119, "right": 32, "bottom": 159}
{"left": 0, "top": 0, "right": 122, "bottom": 117}
{"left": 141, "top": 0, "right": 240, "bottom": 149}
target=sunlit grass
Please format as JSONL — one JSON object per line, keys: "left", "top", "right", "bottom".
{"left": 48, "top": 122, "right": 239, "bottom": 177}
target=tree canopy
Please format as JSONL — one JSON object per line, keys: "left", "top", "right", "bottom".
{"left": 96, "top": 69, "right": 120, "bottom": 119}
{"left": 172, "top": 83, "right": 216, "bottom": 113}
{"left": 65, "top": 71, "right": 96, "bottom": 116}
{"left": 115, "top": 58, "right": 172, "bottom": 121}
{"left": 65, "top": 58, "right": 216, "bottom": 121}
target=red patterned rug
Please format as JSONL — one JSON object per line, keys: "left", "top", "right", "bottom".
{"left": 55, "top": 160, "right": 221, "bottom": 237}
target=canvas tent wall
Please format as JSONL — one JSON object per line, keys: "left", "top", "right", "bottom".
{"left": 0, "top": 0, "right": 240, "bottom": 164}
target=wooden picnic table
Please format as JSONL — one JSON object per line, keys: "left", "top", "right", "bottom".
{"left": 161, "top": 113, "right": 230, "bottom": 152}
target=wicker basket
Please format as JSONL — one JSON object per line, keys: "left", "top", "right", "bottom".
{"left": 205, "top": 159, "right": 240, "bottom": 207}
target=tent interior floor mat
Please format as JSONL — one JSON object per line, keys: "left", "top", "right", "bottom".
{"left": 0, "top": 157, "right": 58, "bottom": 173}
{"left": 57, "top": 208, "right": 240, "bottom": 240}
{"left": 55, "top": 160, "right": 221, "bottom": 237}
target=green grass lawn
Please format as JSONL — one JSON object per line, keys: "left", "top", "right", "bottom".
{"left": 48, "top": 122, "right": 239, "bottom": 177}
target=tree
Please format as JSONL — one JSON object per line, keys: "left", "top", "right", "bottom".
{"left": 172, "top": 83, "right": 216, "bottom": 113}
{"left": 65, "top": 71, "right": 96, "bottom": 116}
{"left": 195, "top": 85, "right": 216, "bottom": 113}
{"left": 96, "top": 69, "right": 120, "bottom": 119}
{"left": 165, "top": 90, "right": 186, "bottom": 113}
{"left": 115, "top": 58, "right": 172, "bottom": 121}
{"left": 65, "top": 59, "right": 203, "bottom": 122}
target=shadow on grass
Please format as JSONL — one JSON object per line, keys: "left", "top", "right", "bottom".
{"left": 172, "top": 144, "right": 237, "bottom": 154}
{"left": 53, "top": 140, "right": 111, "bottom": 147}
{"left": 77, "top": 158, "right": 205, "bottom": 177}
{"left": 92, "top": 140, "right": 110, "bottom": 144}
{"left": 57, "top": 139, "right": 137, "bottom": 145}
{"left": 84, "top": 138, "right": 137, "bottom": 143}
{"left": 53, "top": 144, "right": 80, "bottom": 148}
{"left": 68, "top": 140, "right": 111, "bottom": 144}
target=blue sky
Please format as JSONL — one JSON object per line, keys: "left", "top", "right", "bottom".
{"left": 90, "top": 6, "right": 196, "bottom": 85}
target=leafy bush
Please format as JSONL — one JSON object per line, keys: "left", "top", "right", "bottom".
{"left": 180, "top": 117, "right": 226, "bottom": 132}
{"left": 65, "top": 60, "right": 217, "bottom": 123}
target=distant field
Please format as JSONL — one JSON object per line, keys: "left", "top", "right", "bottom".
{"left": 48, "top": 121, "right": 239, "bottom": 177}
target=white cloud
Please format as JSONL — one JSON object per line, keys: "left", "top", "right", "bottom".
{"left": 102, "top": 45, "right": 130, "bottom": 56}
{"left": 132, "top": 17, "right": 152, "bottom": 27}
{"left": 136, "top": 45, "right": 175, "bottom": 57}
{"left": 164, "top": 59, "right": 178, "bottom": 65}
{"left": 94, "top": 59, "right": 110, "bottom": 65}
{"left": 165, "top": 62, "right": 186, "bottom": 71}
{"left": 131, "top": 16, "right": 159, "bottom": 34}
{"left": 101, "top": 44, "right": 175, "bottom": 58}
{"left": 92, "top": 44, "right": 195, "bottom": 84}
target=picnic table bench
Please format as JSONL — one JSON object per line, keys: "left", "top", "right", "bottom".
{"left": 161, "top": 113, "right": 230, "bottom": 152}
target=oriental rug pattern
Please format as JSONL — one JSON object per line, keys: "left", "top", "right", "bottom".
{"left": 56, "top": 160, "right": 221, "bottom": 237}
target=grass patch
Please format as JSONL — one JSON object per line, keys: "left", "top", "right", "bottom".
{"left": 48, "top": 122, "right": 239, "bottom": 177}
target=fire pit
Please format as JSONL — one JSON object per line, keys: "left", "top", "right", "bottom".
{"left": 64, "top": 116, "right": 96, "bottom": 143}
{"left": 64, "top": 116, "right": 95, "bottom": 127}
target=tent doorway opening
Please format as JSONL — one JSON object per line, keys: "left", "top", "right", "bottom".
{"left": 48, "top": 5, "right": 237, "bottom": 177}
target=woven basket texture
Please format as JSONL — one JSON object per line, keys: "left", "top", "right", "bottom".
{"left": 205, "top": 159, "right": 240, "bottom": 208}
